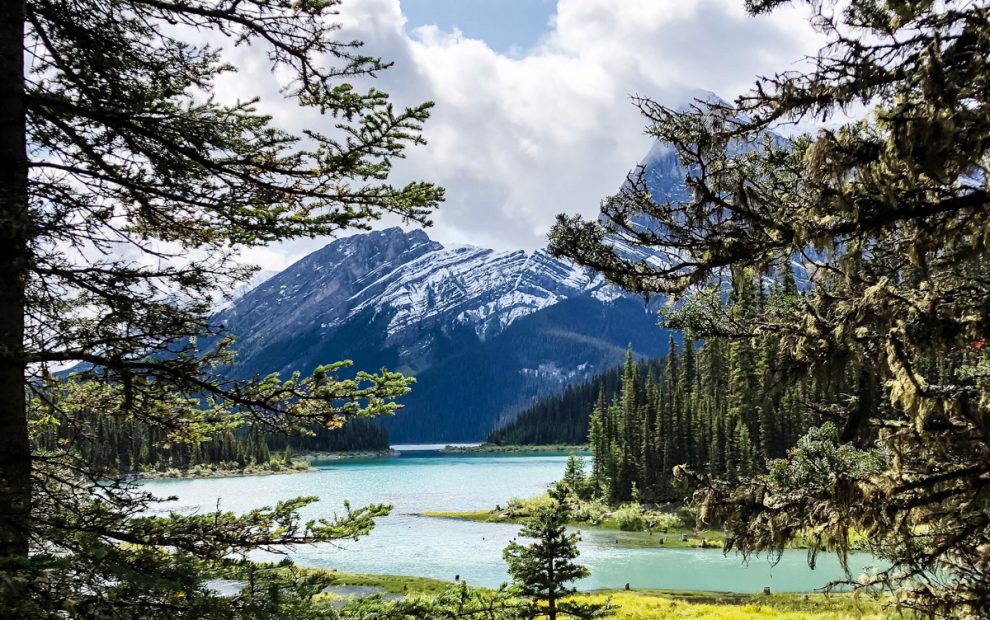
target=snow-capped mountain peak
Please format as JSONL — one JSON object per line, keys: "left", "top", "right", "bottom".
{"left": 218, "top": 227, "right": 627, "bottom": 352}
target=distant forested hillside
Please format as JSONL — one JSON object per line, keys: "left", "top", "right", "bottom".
{"left": 493, "top": 275, "right": 878, "bottom": 503}
{"left": 389, "top": 295, "right": 671, "bottom": 441}
{"left": 32, "top": 411, "right": 389, "bottom": 475}
{"left": 487, "top": 358, "right": 665, "bottom": 445}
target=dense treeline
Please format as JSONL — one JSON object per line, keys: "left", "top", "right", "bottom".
{"left": 488, "top": 359, "right": 665, "bottom": 445}
{"left": 500, "top": 274, "right": 881, "bottom": 504}
{"left": 587, "top": 277, "right": 878, "bottom": 503}
{"left": 32, "top": 411, "right": 390, "bottom": 475}
{"left": 263, "top": 419, "right": 390, "bottom": 454}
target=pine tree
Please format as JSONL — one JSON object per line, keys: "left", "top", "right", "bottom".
{"left": 588, "top": 389, "right": 608, "bottom": 494}
{"left": 617, "top": 348, "right": 637, "bottom": 500}
{"left": 1, "top": 0, "right": 442, "bottom": 615}
{"left": 681, "top": 339, "right": 696, "bottom": 395}
{"left": 503, "top": 486, "right": 612, "bottom": 620}
{"left": 549, "top": 0, "right": 990, "bottom": 614}
{"left": 562, "top": 453, "right": 587, "bottom": 499}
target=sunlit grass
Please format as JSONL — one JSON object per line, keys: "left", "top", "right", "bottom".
{"left": 279, "top": 567, "right": 908, "bottom": 618}
{"left": 575, "top": 591, "right": 906, "bottom": 619}
{"left": 420, "top": 509, "right": 724, "bottom": 549}
{"left": 311, "top": 568, "right": 453, "bottom": 596}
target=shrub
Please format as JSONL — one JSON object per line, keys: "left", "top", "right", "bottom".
{"left": 676, "top": 504, "right": 699, "bottom": 529}
{"left": 644, "top": 512, "right": 683, "bottom": 531}
{"left": 571, "top": 498, "right": 610, "bottom": 525}
{"left": 505, "top": 495, "right": 553, "bottom": 518}
{"left": 613, "top": 503, "right": 645, "bottom": 531}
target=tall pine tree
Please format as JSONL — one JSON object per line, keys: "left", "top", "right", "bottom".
{"left": 503, "top": 486, "right": 612, "bottom": 620}
{"left": 550, "top": 0, "right": 990, "bottom": 614}
{"left": 0, "top": 1, "right": 441, "bottom": 616}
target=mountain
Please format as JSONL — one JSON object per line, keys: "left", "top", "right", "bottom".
{"left": 638, "top": 141, "right": 688, "bottom": 201}
{"left": 215, "top": 227, "right": 673, "bottom": 442}
{"left": 214, "top": 111, "right": 765, "bottom": 443}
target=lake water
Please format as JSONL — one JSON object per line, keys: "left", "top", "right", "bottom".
{"left": 140, "top": 448, "right": 876, "bottom": 593}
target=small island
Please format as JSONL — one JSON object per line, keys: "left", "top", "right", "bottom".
{"left": 422, "top": 494, "right": 724, "bottom": 549}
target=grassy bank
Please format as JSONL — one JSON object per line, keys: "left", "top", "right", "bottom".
{"left": 132, "top": 459, "right": 314, "bottom": 480}
{"left": 313, "top": 568, "right": 453, "bottom": 596}
{"left": 422, "top": 494, "right": 868, "bottom": 552}
{"left": 422, "top": 494, "right": 726, "bottom": 549}
{"left": 300, "top": 449, "right": 397, "bottom": 462}
{"left": 575, "top": 590, "right": 899, "bottom": 619}
{"left": 311, "top": 569, "right": 901, "bottom": 618}
{"left": 421, "top": 509, "right": 722, "bottom": 549}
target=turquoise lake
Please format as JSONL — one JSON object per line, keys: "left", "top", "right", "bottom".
{"left": 139, "top": 447, "right": 877, "bottom": 593}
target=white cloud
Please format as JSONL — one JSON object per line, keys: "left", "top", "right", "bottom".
{"left": 232, "top": 0, "right": 824, "bottom": 268}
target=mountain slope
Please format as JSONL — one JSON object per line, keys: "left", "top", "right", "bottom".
{"left": 214, "top": 123, "right": 754, "bottom": 442}
{"left": 391, "top": 295, "right": 671, "bottom": 440}
{"left": 215, "top": 227, "right": 672, "bottom": 442}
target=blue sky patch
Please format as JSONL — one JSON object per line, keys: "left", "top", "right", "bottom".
{"left": 401, "top": 0, "right": 556, "bottom": 53}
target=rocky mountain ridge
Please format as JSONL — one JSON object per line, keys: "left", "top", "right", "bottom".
{"left": 215, "top": 227, "right": 671, "bottom": 441}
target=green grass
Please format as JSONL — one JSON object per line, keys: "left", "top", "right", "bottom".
{"left": 420, "top": 510, "right": 723, "bottom": 549}
{"left": 310, "top": 568, "right": 452, "bottom": 596}
{"left": 577, "top": 590, "right": 905, "bottom": 619}
{"left": 421, "top": 510, "right": 503, "bottom": 522}
{"left": 311, "top": 569, "right": 905, "bottom": 618}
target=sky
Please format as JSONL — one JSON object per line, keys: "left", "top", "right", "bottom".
{"left": 230, "top": 0, "right": 825, "bottom": 272}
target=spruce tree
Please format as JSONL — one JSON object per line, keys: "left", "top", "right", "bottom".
{"left": 503, "top": 486, "right": 612, "bottom": 620}
{"left": 550, "top": 0, "right": 990, "bottom": 614}
{"left": 0, "top": 0, "right": 442, "bottom": 616}
{"left": 562, "top": 453, "right": 587, "bottom": 499}
{"left": 587, "top": 390, "right": 607, "bottom": 494}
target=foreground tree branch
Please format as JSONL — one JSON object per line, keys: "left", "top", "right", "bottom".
{"left": 551, "top": 1, "right": 990, "bottom": 616}
{"left": 0, "top": 0, "right": 444, "bottom": 616}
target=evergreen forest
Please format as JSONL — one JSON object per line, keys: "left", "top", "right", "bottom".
{"left": 3, "top": 0, "right": 988, "bottom": 616}
{"left": 488, "top": 358, "right": 663, "bottom": 446}
{"left": 32, "top": 408, "right": 389, "bottom": 475}
{"left": 495, "top": 273, "right": 888, "bottom": 504}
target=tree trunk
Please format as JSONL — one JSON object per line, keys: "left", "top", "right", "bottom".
{"left": 842, "top": 366, "right": 876, "bottom": 443}
{"left": 0, "top": 0, "right": 30, "bottom": 559}
{"left": 547, "top": 560, "right": 556, "bottom": 620}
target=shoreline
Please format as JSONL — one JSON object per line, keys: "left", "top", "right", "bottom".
{"left": 126, "top": 449, "right": 397, "bottom": 481}
{"left": 441, "top": 443, "right": 590, "bottom": 454}
{"left": 214, "top": 566, "right": 897, "bottom": 618}
{"left": 419, "top": 510, "right": 725, "bottom": 549}
{"left": 420, "top": 506, "right": 869, "bottom": 553}
{"left": 301, "top": 448, "right": 397, "bottom": 461}
{"left": 126, "top": 463, "right": 315, "bottom": 481}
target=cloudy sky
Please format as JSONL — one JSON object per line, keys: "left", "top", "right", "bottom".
{"left": 234, "top": 0, "right": 824, "bottom": 271}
